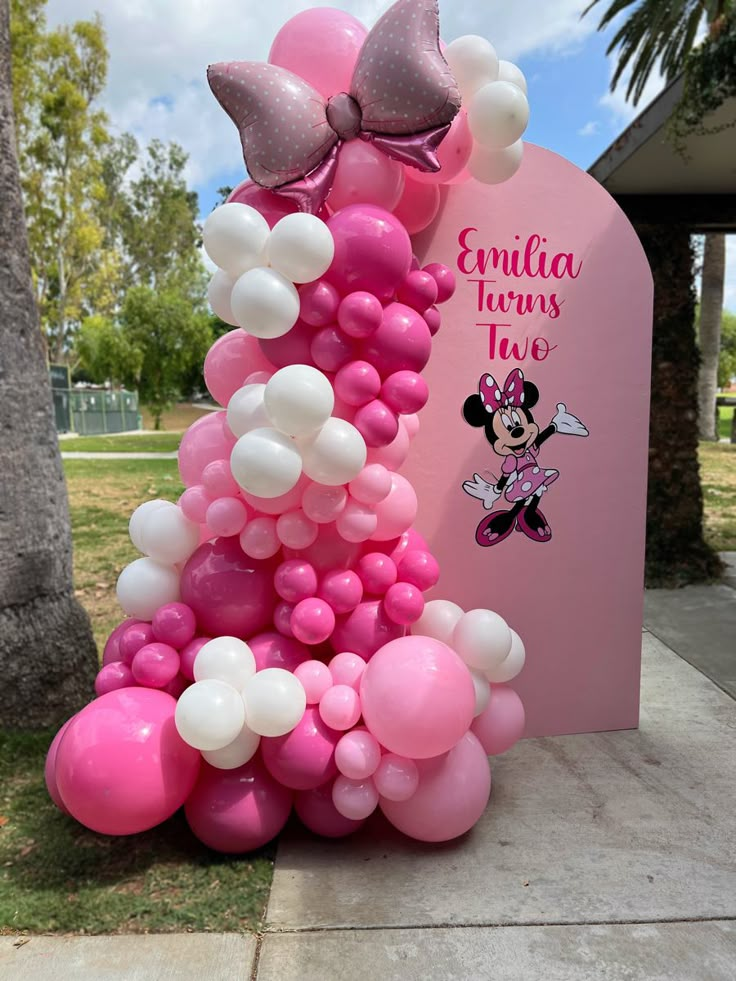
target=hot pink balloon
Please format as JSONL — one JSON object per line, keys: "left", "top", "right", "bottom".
{"left": 250, "top": 631, "right": 311, "bottom": 672}
{"left": 360, "top": 635, "right": 475, "bottom": 758}
{"left": 55, "top": 688, "right": 201, "bottom": 835}
{"left": 299, "top": 279, "right": 341, "bottom": 327}
{"left": 294, "top": 781, "right": 365, "bottom": 838}
{"left": 102, "top": 618, "right": 141, "bottom": 667}
{"left": 327, "top": 140, "right": 405, "bottom": 213}
{"left": 392, "top": 177, "right": 440, "bottom": 235}
{"left": 131, "top": 643, "right": 180, "bottom": 689}
{"left": 180, "top": 536, "right": 277, "bottom": 639}
{"left": 45, "top": 717, "right": 75, "bottom": 814}
{"left": 409, "top": 109, "right": 472, "bottom": 185}
{"left": 318, "top": 568, "right": 364, "bottom": 614}
{"left": 178, "top": 411, "right": 236, "bottom": 488}
{"left": 259, "top": 318, "right": 317, "bottom": 369}
{"left": 95, "top": 660, "right": 136, "bottom": 696}
{"left": 330, "top": 598, "right": 404, "bottom": 660}
{"left": 360, "top": 301, "right": 432, "bottom": 377}
{"left": 179, "top": 636, "right": 211, "bottom": 682}
{"left": 204, "top": 331, "right": 273, "bottom": 406}
{"left": 118, "top": 621, "right": 155, "bottom": 665}
{"left": 226, "top": 178, "right": 299, "bottom": 227}
{"left": 326, "top": 205, "right": 412, "bottom": 302}
{"left": 380, "top": 731, "right": 491, "bottom": 842}
{"left": 185, "top": 758, "right": 292, "bottom": 853}
{"left": 471, "top": 685, "right": 526, "bottom": 755}
{"left": 396, "top": 272, "right": 438, "bottom": 314}
{"left": 152, "top": 602, "right": 197, "bottom": 649}
{"left": 261, "top": 706, "right": 341, "bottom": 790}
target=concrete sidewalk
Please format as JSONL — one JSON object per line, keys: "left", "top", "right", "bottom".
{"left": 2, "top": 593, "right": 735, "bottom": 980}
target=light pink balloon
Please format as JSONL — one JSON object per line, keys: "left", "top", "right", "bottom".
{"left": 206, "top": 497, "right": 249, "bottom": 537}
{"left": 471, "top": 685, "right": 526, "bottom": 755}
{"left": 369, "top": 473, "right": 418, "bottom": 541}
{"left": 244, "top": 476, "right": 309, "bottom": 517}
{"left": 365, "top": 420, "right": 411, "bottom": 469}
{"left": 204, "top": 331, "right": 273, "bottom": 406}
{"left": 409, "top": 110, "right": 473, "bottom": 185}
{"left": 373, "top": 753, "right": 419, "bottom": 802}
{"left": 327, "top": 141, "right": 405, "bottom": 213}
{"left": 301, "top": 483, "right": 349, "bottom": 525}
{"left": 332, "top": 775, "right": 379, "bottom": 821}
{"left": 261, "top": 706, "right": 340, "bottom": 790}
{"left": 201, "top": 459, "right": 240, "bottom": 498}
{"left": 360, "top": 635, "right": 475, "bottom": 758}
{"left": 294, "top": 781, "right": 365, "bottom": 838}
{"left": 240, "top": 515, "right": 281, "bottom": 560}
{"left": 268, "top": 7, "right": 368, "bottom": 99}
{"left": 335, "top": 499, "right": 378, "bottom": 543}
{"left": 349, "top": 464, "right": 392, "bottom": 505}
{"left": 294, "top": 660, "right": 333, "bottom": 704}
{"left": 319, "top": 684, "right": 361, "bottom": 731}
{"left": 380, "top": 731, "right": 491, "bottom": 842}
{"left": 335, "top": 728, "right": 381, "bottom": 780}
{"left": 328, "top": 651, "right": 366, "bottom": 690}
{"left": 179, "top": 485, "right": 212, "bottom": 524}
{"left": 178, "top": 411, "right": 236, "bottom": 488}
{"left": 392, "top": 177, "right": 440, "bottom": 235}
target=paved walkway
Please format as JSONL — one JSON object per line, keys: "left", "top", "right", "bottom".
{"left": 2, "top": 585, "right": 735, "bottom": 980}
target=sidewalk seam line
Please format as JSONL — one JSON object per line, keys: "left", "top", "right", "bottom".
{"left": 644, "top": 623, "right": 736, "bottom": 701}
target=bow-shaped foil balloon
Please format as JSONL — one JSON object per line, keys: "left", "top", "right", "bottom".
{"left": 207, "top": 0, "right": 461, "bottom": 213}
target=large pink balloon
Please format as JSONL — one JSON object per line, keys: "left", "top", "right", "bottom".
{"left": 269, "top": 8, "right": 367, "bottom": 99}
{"left": 178, "top": 411, "right": 236, "bottom": 487}
{"left": 327, "top": 141, "right": 405, "bottom": 213}
{"left": 369, "top": 473, "right": 418, "bottom": 541}
{"left": 180, "top": 536, "right": 277, "bottom": 639}
{"left": 45, "top": 716, "right": 75, "bottom": 814}
{"left": 326, "top": 205, "right": 412, "bottom": 302}
{"left": 360, "top": 635, "right": 475, "bottom": 758}
{"left": 185, "top": 758, "right": 292, "bottom": 853}
{"left": 261, "top": 706, "right": 340, "bottom": 790}
{"left": 204, "top": 331, "right": 273, "bottom": 407}
{"left": 55, "top": 689, "right": 200, "bottom": 835}
{"left": 330, "top": 598, "right": 404, "bottom": 660}
{"left": 380, "top": 731, "right": 491, "bottom": 842}
{"left": 471, "top": 685, "right": 526, "bottom": 755}
{"left": 294, "top": 781, "right": 366, "bottom": 838}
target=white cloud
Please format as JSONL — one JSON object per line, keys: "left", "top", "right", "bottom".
{"left": 577, "top": 120, "right": 600, "bottom": 137}
{"left": 599, "top": 65, "right": 667, "bottom": 127}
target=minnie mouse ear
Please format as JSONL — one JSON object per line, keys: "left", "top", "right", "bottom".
{"left": 462, "top": 394, "right": 488, "bottom": 427}
{"left": 522, "top": 382, "right": 539, "bottom": 409}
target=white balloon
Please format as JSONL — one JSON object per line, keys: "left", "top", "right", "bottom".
{"left": 230, "top": 427, "right": 303, "bottom": 498}
{"left": 485, "top": 628, "right": 526, "bottom": 682}
{"left": 116, "top": 557, "right": 180, "bottom": 620}
{"left": 267, "top": 213, "right": 335, "bottom": 284}
{"left": 498, "top": 59, "right": 528, "bottom": 95}
{"left": 175, "top": 679, "right": 246, "bottom": 751}
{"left": 227, "top": 383, "right": 270, "bottom": 437}
{"left": 453, "top": 609, "right": 513, "bottom": 672}
{"left": 471, "top": 669, "right": 491, "bottom": 718}
{"left": 264, "top": 364, "right": 335, "bottom": 438}
{"left": 230, "top": 266, "right": 300, "bottom": 339}
{"left": 139, "top": 505, "right": 200, "bottom": 565}
{"left": 468, "top": 80, "right": 530, "bottom": 149}
{"left": 468, "top": 140, "right": 524, "bottom": 185}
{"left": 207, "top": 269, "right": 238, "bottom": 326}
{"left": 202, "top": 722, "right": 261, "bottom": 769}
{"left": 129, "top": 499, "right": 174, "bottom": 553}
{"left": 444, "top": 35, "right": 499, "bottom": 99}
{"left": 411, "top": 599, "right": 464, "bottom": 645}
{"left": 194, "top": 636, "right": 257, "bottom": 689}
{"left": 203, "top": 203, "right": 270, "bottom": 277}
{"left": 242, "top": 668, "right": 307, "bottom": 737}
{"left": 298, "top": 417, "right": 366, "bottom": 486}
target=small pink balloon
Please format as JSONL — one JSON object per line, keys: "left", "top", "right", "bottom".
{"left": 330, "top": 598, "right": 404, "bottom": 661}
{"left": 102, "top": 618, "right": 141, "bottom": 667}
{"left": 206, "top": 497, "right": 249, "bottom": 538}
{"left": 45, "top": 717, "right": 75, "bottom": 814}
{"left": 201, "top": 458, "right": 240, "bottom": 498}
{"left": 179, "top": 636, "right": 211, "bottom": 682}
{"left": 396, "top": 270, "right": 438, "bottom": 313}
{"left": 373, "top": 753, "right": 419, "bottom": 802}
{"left": 334, "top": 360, "right": 382, "bottom": 407}
{"left": 261, "top": 705, "right": 340, "bottom": 790}
{"left": 397, "top": 549, "right": 440, "bottom": 591}
{"left": 337, "top": 292, "right": 383, "bottom": 339}
{"left": 249, "top": 631, "right": 311, "bottom": 672}
{"left": 360, "top": 635, "right": 475, "bottom": 758}
{"left": 274, "top": 600, "right": 296, "bottom": 637}
{"left": 471, "top": 685, "right": 526, "bottom": 755}
{"left": 291, "top": 597, "right": 336, "bottom": 645}
{"left": 163, "top": 673, "right": 189, "bottom": 699}
{"left": 328, "top": 651, "right": 367, "bottom": 691}
{"left": 354, "top": 399, "right": 399, "bottom": 448}
{"left": 410, "top": 109, "right": 473, "bottom": 185}
{"left": 332, "top": 775, "right": 379, "bottom": 820}
{"left": 361, "top": 302, "right": 432, "bottom": 378}
{"left": 294, "top": 781, "right": 365, "bottom": 837}
{"left": 259, "top": 318, "right": 317, "bottom": 369}
{"left": 178, "top": 411, "right": 236, "bottom": 488}
{"left": 55, "top": 689, "right": 201, "bottom": 835}
{"left": 380, "top": 732, "right": 491, "bottom": 842}
{"left": 357, "top": 553, "right": 398, "bottom": 595}
{"left": 393, "top": 178, "right": 441, "bottom": 235}
{"left": 380, "top": 371, "right": 429, "bottom": 415}
{"left": 327, "top": 141, "right": 405, "bottom": 213}
{"left": 204, "top": 331, "right": 273, "bottom": 407}
{"left": 301, "top": 483, "right": 348, "bottom": 525}
{"left": 243, "top": 476, "right": 308, "bottom": 517}
{"left": 186, "top": 758, "right": 292, "bottom": 853}
{"left": 118, "top": 622, "right": 155, "bottom": 665}
{"left": 423, "top": 305, "right": 442, "bottom": 336}
{"left": 152, "top": 602, "right": 197, "bottom": 649}
{"left": 131, "top": 642, "right": 180, "bottom": 689}
{"left": 95, "top": 661, "right": 135, "bottom": 697}
{"left": 239, "top": 516, "right": 281, "bottom": 560}
{"left": 319, "top": 684, "right": 361, "bottom": 731}
{"left": 227, "top": 178, "right": 298, "bottom": 227}
{"left": 400, "top": 412, "right": 420, "bottom": 439}
{"left": 274, "top": 559, "right": 319, "bottom": 603}
{"left": 423, "top": 263, "right": 456, "bottom": 303}
{"left": 370, "top": 473, "right": 418, "bottom": 542}
{"left": 383, "top": 581, "right": 425, "bottom": 626}
{"left": 299, "top": 279, "right": 341, "bottom": 327}
{"left": 277, "top": 510, "right": 319, "bottom": 550}
{"left": 348, "top": 464, "right": 392, "bottom": 505}
{"left": 335, "top": 728, "right": 381, "bottom": 780}
{"left": 311, "top": 324, "right": 355, "bottom": 372}
{"left": 179, "top": 485, "right": 212, "bottom": 524}
{"left": 326, "top": 205, "right": 412, "bottom": 302}
{"left": 294, "top": 660, "right": 333, "bottom": 704}
{"left": 318, "top": 569, "right": 363, "bottom": 614}
{"left": 335, "top": 499, "right": 378, "bottom": 543}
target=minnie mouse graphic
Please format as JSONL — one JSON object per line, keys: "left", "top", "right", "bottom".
{"left": 462, "top": 368, "right": 589, "bottom": 547}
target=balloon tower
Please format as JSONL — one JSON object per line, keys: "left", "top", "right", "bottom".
{"left": 47, "top": 0, "right": 530, "bottom": 848}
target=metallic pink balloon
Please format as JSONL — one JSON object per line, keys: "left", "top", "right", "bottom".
{"left": 326, "top": 205, "right": 412, "bottom": 301}
{"left": 152, "top": 602, "right": 197, "bottom": 649}
{"left": 102, "top": 618, "right": 141, "bottom": 666}
{"left": 261, "top": 706, "right": 340, "bottom": 790}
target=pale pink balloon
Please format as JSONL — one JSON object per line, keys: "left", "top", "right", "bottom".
{"left": 392, "top": 177, "right": 441, "bottom": 235}
{"left": 294, "top": 781, "right": 365, "bottom": 838}
{"left": 380, "top": 732, "right": 491, "bottom": 842}
{"left": 204, "top": 331, "right": 273, "bottom": 406}
{"left": 471, "top": 685, "right": 526, "bottom": 755}
{"left": 369, "top": 473, "right": 418, "bottom": 541}
{"left": 373, "top": 753, "right": 419, "bottom": 802}
{"left": 294, "top": 660, "right": 333, "bottom": 704}
{"left": 401, "top": 413, "right": 421, "bottom": 439}
{"left": 239, "top": 516, "right": 281, "bottom": 560}
{"left": 332, "top": 775, "right": 379, "bottom": 821}
{"left": 243, "top": 475, "right": 309, "bottom": 517}
{"left": 349, "top": 464, "right": 392, "bottom": 505}
{"left": 327, "top": 141, "right": 405, "bottom": 213}
{"left": 409, "top": 110, "right": 473, "bottom": 185}
{"left": 250, "top": 631, "right": 311, "bottom": 672}
{"left": 268, "top": 7, "right": 367, "bottom": 99}
{"left": 179, "top": 485, "right": 212, "bottom": 524}
{"left": 178, "top": 411, "right": 236, "bottom": 488}
{"left": 360, "top": 635, "right": 475, "bottom": 758}
{"left": 206, "top": 497, "right": 249, "bottom": 537}
{"left": 328, "top": 651, "right": 367, "bottom": 690}
{"left": 335, "top": 499, "right": 378, "bottom": 543}
{"left": 365, "top": 421, "right": 411, "bottom": 469}
{"left": 330, "top": 598, "right": 404, "bottom": 660}
{"left": 301, "top": 483, "right": 348, "bottom": 524}
{"left": 201, "top": 459, "right": 240, "bottom": 498}
{"left": 276, "top": 510, "right": 319, "bottom": 550}
{"left": 261, "top": 705, "right": 340, "bottom": 790}
{"left": 335, "top": 728, "right": 381, "bottom": 780}
{"left": 319, "top": 684, "right": 361, "bottom": 731}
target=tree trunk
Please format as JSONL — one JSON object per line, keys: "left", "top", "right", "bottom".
{"left": 697, "top": 232, "right": 726, "bottom": 441}
{"left": 635, "top": 224, "right": 723, "bottom": 586}
{"left": 0, "top": 0, "right": 97, "bottom": 728}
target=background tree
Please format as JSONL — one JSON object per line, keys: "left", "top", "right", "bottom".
{"left": 0, "top": 0, "right": 97, "bottom": 727}
{"left": 698, "top": 232, "right": 726, "bottom": 439}
{"left": 718, "top": 309, "right": 736, "bottom": 388}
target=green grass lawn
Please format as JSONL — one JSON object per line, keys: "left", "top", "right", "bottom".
{"left": 60, "top": 433, "right": 182, "bottom": 453}
{"left": 699, "top": 441, "right": 736, "bottom": 552}
{"left": 718, "top": 404, "right": 734, "bottom": 441}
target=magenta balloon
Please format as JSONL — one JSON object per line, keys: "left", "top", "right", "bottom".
{"left": 45, "top": 717, "right": 75, "bottom": 814}
{"left": 204, "top": 331, "right": 273, "bottom": 407}
{"left": 185, "top": 758, "right": 292, "bottom": 854}
{"left": 471, "top": 685, "right": 526, "bottom": 755}
{"left": 180, "top": 536, "right": 277, "bottom": 639}
{"left": 102, "top": 618, "right": 141, "bottom": 666}
{"left": 261, "top": 706, "right": 340, "bottom": 790}
{"left": 152, "top": 602, "right": 197, "bottom": 649}
{"left": 360, "top": 302, "right": 432, "bottom": 377}
{"left": 55, "top": 688, "right": 200, "bottom": 835}
{"left": 294, "top": 781, "right": 366, "bottom": 838}
{"left": 178, "top": 411, "right": 236, "bottom": 488}
{"left": 360, "top": 635, "right": 475, "bottom": 758}
{"left": 179, "top": 636, "right": 211, "bottom": 681}
{"left": 249, "top": 631, "right": 311, "bottom": 672}
{"left": 118, "top": 621, "right": 155, "bottom": 665}
{"left": 269, "top": 8, "right": 367, "bottom": 99}
{"left": 326, "top": 205, "right": 412, "bottom": 302}
{"left": 259, "top": 318, "right": 317, "bottom": 369}
{"left": 95, "top": 660, "right": 136, "bottom": 696}
{"left": 227, "top": 179, "right": 299, "bottom": 227}
{"left": 330, "top": 598, "right": 404, "bottom": 661}
{"left": 380, "top": 731, "right": 491, "bottom": 842}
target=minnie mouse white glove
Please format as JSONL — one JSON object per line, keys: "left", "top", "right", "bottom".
{"left": 462, "top": 473, "right": 501, "bottom": 509}
{"left": 552, "top": 403, "right": 589, "bottom": 437}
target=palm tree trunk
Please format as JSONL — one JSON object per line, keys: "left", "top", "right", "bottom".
{"left": 697, "top": 233, "right": 726, "bottom": 441}
{"left": 0, "top": 0, "right": 97, "bottom": 727}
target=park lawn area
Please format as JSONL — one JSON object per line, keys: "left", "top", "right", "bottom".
{"left": 699, "top": 441, "right": 736, "bottom": 552}
{"left": 60, "top": 433, "right": 182, "bottom": 453}
{"left": 718, "top": 404, "right": 734, "bottom": 441}
{"left": 140, "top": 403, "right": 213, "bottom": 432}
{"left": 0, "top": 730, "right": 274, "bottom": 935}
